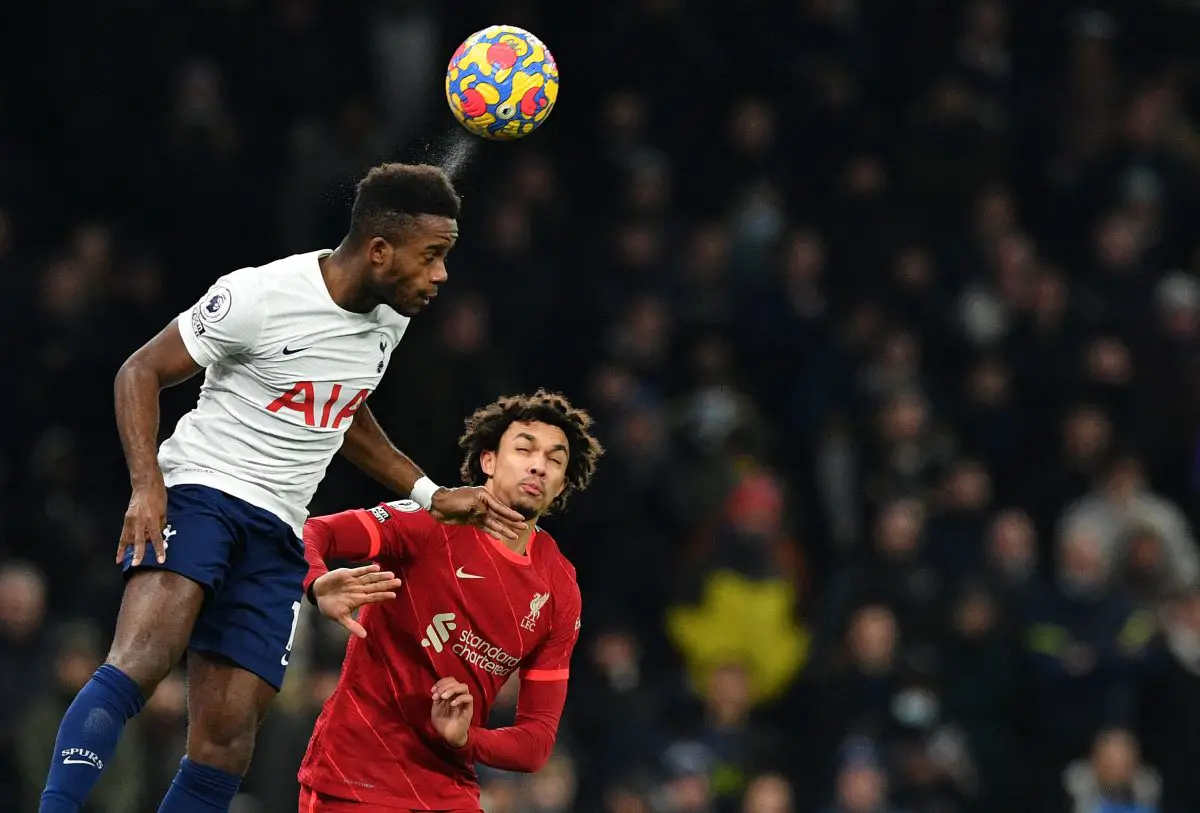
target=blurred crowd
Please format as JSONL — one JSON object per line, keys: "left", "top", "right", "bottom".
{"left": 5, "top": 0, "right": 1200, "bottom": 812}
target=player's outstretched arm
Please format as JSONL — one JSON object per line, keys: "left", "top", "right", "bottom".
{"left": 113, "top": 322, "right": 204, "bottom": 566}
{"left": 341, "top": 404, "right": 526, "bottom": 539}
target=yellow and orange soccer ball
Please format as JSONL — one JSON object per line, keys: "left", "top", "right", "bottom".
{"left": 445, "top": 25, "right": 559, "bottom": 140}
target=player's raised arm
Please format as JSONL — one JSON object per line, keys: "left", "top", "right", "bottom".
{"left": 340, "top": 403, "right": 528, "bottom": 539}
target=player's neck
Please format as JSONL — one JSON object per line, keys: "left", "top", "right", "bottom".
{"left": 485, "top": 525, "right": 535, "bottom": 556}
{"left": 320, "top": 245, "right": 377, "bottom": 314}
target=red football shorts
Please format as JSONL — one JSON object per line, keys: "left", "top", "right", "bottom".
{"left": 299, "top": 785, "right": 481, "bottom": 813}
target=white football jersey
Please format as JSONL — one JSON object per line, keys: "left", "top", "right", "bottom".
{"left": 159, "top": 250, "right": 409, "bottom": 535}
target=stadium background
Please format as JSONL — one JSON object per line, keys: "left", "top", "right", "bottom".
{"left": 4, "top": 0, "right": 1200, "bottom": 811}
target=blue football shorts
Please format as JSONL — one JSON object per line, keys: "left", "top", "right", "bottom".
{"left": 122, "top": 483, "right": 308, "bottom": 689}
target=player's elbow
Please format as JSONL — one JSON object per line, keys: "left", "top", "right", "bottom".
{"left": 500, "top": 743, "right": 554, "bottom": 773}
{"left": 520, "top": 725, "right": 558, "bottom": 772}
{"left": 526, "top": 744, "right": 555, "bottom": 773}
{"left": 115, "top": 353, "right": 158, "bottom": 395}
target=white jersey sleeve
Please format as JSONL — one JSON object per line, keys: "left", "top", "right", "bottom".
{"left": 177, "top": 269, "right": 267, "bottom": 367}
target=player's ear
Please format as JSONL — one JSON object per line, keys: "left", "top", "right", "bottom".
{"left": 480, "top": 450, "right": 497, "bottom": 478}
{"left": 367, "top": 236, "right": 394, "bottom": 268}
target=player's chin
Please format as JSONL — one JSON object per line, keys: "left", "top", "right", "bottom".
{"left": 510, "top": 497, "right": 542, "bottom": 521}
{"left": 389, "top": 297, "right": 426, "bottom": 317}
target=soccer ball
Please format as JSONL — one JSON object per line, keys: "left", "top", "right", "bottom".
{"left": 445, "top": 25, "right": 559, "bottom": 140}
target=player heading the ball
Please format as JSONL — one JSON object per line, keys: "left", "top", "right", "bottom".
{"left": 298, "top": 390, "right": 604, "bottom": 812}
{"left": 39, "top": 163, "right": 525, "bottom": 813}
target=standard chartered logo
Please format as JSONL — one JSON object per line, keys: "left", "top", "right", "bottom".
{"left": 420, "top": 612, "right": 520, "bottom": 676}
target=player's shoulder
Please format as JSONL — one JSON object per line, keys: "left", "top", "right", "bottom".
{"left": 203, "top": 251, "right": 323, "bottom": 308}
{"left": 199, "top": 264, "right": 264, "bottom": 314}
{"left": 370, "top": 499, "right": 444, "bottom": 543}
{"left": 248, "top": 250, "right": 331, "bottom": 293}
{"left": 534, "top": 528, "right": 578, "bottom": 586}
{"left": 218, "top": 249, "right": 320, "bottom": 284}
{"left": 373, "top": 498, "right": 431, "bottom": 522}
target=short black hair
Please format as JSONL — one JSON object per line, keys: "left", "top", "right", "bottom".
{"left": 348, "top": 163, "right": 461, "bottom": 244}
{"left": 459, "top": 390, "right": 605, "bottom": 514}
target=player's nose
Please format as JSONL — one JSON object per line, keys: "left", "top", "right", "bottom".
{"left": 429, "top": 261, "right": 449, "bottom": 285}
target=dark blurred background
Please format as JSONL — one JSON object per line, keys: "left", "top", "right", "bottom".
{"left": 5, "top": 0, "right": 1200, "bottom": 811}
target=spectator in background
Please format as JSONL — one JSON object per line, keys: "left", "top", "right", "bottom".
{"left": 982, "top": 508, "right": 1040, "bottom": 604}
{"left": 1024, "top": 406, "right": 1114, "bottom": 540}
{"left": 1060, "top": 453, "right": 1200, "bottom": 591}
{"left": 656, "top": 741, "right": 718, "bottom": 813}
{"left": 571, "top": 624, "right": 667, "bottom": 799}
{"left": 819, "top": 498, "right": 942, "bottom": 656}
{"left": 688, "top": 663, "right": 781, "bottom": 812}
{"left": 526, "top": 753, "right": 579, "bottom": 813}
{"left": 742, "top": 774, "right": 794, "bottom": 813}
{"left": 1063, "top": 728, "right": 1161, "bottom": 813}
{"left": 811, "top": 604, "right": 901, "bottom": 778}
{"left": 1024, "top": 523, "right": 1157, "bottom": 808}
{"left": 819, "top": 743, "right": 903, "bottom": 813}
{"left": 1141, "top": 590, "right": 1200, "bottom": 813}
{"left": 939, "top": 583, "right": 1020, "bottom": 812}
{"left": 0, "top": 563, "right": 51, "bottom": 812}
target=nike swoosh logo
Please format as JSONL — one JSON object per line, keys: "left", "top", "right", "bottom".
{"left": 455, "top": 567, "right": 484, "bottom": 580}
{"left": 62, "top": 758, "right": 98, "bottom": 767}
{"left": 281, "top": 345, "right": 308, "bottom": 355}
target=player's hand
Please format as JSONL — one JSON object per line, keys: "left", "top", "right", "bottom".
{"left": 430, "top": 677, "right": 474, "bottom": 749}
{"left": 429, "top": 486, "right": 527, "bottom": 540}
{"left": 117, "top": 480, "right": 169, "bottom": 566}
{"left": 313, "top": 564, "right": 403, "bottom": 639}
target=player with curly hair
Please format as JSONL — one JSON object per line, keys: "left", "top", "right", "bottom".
{"left": 298, "top": 390, "right": 604, "bottom": 811}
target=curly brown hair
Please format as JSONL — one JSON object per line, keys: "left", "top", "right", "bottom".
{"left": 458, "top": 390, "right": 605, "bottom": 514}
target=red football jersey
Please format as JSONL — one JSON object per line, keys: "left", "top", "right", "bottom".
{"left": 298, "top": 499, "right": 581, "bottom": 809}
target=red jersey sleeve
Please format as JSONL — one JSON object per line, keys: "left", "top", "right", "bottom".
{"left": 303, "top": 499, "right": 440, "bottom": 599}
{"left": 465, "top": 679, "right": 568, "bottom": 772}
{"left": 520, "top": 574, "right": 582, "bottom": 683}
{"left": 461, "top": 564, "right": 581, "bottom": 771}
